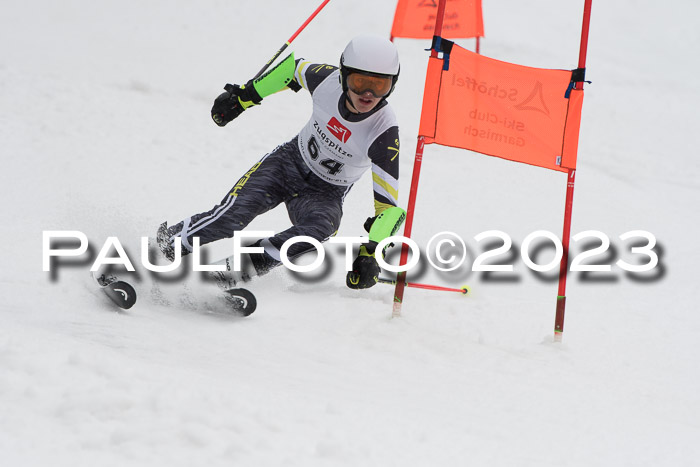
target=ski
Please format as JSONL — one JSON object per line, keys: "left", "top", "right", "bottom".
{"left": 205, "top": 254, "right": 258, "bottom": 316}
{"left": 90, "top": 266, "right": 255, "bottom": 315}
{"left": 93, "top": 272, "right": 137, "bottom": 310}
{"left": 223, "top": 288, "right": 257, "bottom": 316}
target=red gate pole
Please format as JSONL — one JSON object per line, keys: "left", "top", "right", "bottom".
{"left": 554, "top": 0, "right": 592, "bottom": 341}
{"left": 392, "top": 0, "right": 448, "bottom": 318}
{"left": 555, "top": 169, "right": 577, "bottom": 340}
{"left": 392, "top": 137, "right": 425, "bottom": 317}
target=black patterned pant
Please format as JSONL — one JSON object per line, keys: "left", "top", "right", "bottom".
{"left": 164, "top": 137, "right": 350, "bottom": 273}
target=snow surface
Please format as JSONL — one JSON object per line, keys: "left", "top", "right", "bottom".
{"left": 2, "top": 0, "right": 700, "bottom": 465}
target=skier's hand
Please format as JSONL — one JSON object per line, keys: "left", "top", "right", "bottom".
{"left": 346, "top": 246, "right": 380, "bottom": 289}
{"left": 211, "top": 81, "right": 262, "bottom": 127}
{"left": 211, "top": 89, "right": 243, "bottom": 126}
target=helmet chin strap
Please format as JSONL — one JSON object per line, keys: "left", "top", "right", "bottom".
{"left": 345, "top": 92, "right": 360, "bottom": 114}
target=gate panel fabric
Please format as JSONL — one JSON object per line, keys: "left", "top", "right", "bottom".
{"left": 391, "top": 0, "right": 484, "bottom": 40}
{"left": 419, "top": 44, "right": 583, "bottom": 172}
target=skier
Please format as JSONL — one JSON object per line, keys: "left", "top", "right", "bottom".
{"left": 157, "top": 34, "right": 405, "bottom": 290}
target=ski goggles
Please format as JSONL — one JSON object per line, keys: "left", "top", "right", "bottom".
{"left": 346, "top": 71, "right": 393, "bottom": 98}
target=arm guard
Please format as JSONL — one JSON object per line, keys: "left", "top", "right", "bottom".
{"left": 251, "top": 52, "right": 301, "bottom": 99}
{"left": 218, "top": 53, "right": 303, "bottom": 117}
{"left": 364, "top": 206, "right": 406, "bottom": 255}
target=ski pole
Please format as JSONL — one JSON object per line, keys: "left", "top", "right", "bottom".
{"left": 253, "top": 0, "right": 332, "bottom": 79}
{"left": 378, "top": 277, "right": 470, "bottom": 295}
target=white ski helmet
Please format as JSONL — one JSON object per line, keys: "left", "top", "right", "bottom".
{"left": 340, "top": 34, "right": 400, "bottom": 98}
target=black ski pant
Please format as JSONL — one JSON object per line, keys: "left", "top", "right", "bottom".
{"left": 164, "top": 137, "right": 350, "bottom": 273}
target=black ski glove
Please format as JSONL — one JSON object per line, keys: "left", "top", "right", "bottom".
{"left": 211, "top": 81, "right": 262, "bottom": 127}
{"left": 346, "top": 246, "right": 380, "bottom": 289}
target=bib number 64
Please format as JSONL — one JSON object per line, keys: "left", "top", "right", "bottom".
{"left": 308, "top": 136, "right": 345, "bottom": 176}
